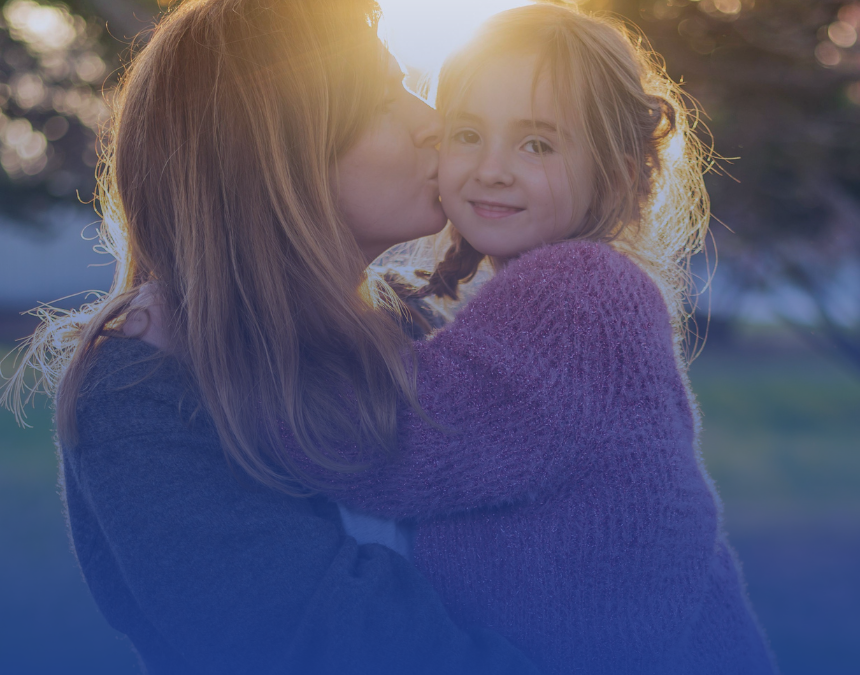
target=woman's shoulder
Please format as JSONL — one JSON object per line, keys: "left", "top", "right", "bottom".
{"left": 86, "top": 333, "right": 162, "bottom": 369}
{"left": 74, "top": 337, "right": 207, "bottom": 447}
{"left": 80, "top": 337, "right": 184, "bottom": 402}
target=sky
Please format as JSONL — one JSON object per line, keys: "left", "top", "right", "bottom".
{"left": 376, "top": 0, "right": 531, "bottom": 73}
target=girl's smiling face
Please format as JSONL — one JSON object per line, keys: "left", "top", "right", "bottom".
{"left": 439, "top": 54, "right": 594, "bottom": 259}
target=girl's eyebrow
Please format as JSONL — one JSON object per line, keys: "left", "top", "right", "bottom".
{"left": 514, "top": 118, "right": 558, "bottom": 134}
{"left": 449, "top": 113, "right": 559, "bottom": 136}
{"left": 450, "top": 112, "right": 558, "bottom": 135}
{"left": 450, "top": 111, "right": 483, "bottom": 124}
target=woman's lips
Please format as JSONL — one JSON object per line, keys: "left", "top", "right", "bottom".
{"left": 470, "top": 201, "right": 525, "bottom": 219}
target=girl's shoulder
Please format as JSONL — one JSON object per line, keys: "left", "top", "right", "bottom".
{"left": 433, "top": 240, "right": 673, "bottom": 363}
{"left": 507, "top": 240, "right": 648, "bottom": 288}
{"left": 469, "top": 240, "right": 662, "bottom": 317}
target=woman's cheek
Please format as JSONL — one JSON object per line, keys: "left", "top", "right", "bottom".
{"left": 437, "top": 167, "right": 456, "bottom": 213}
{"left": 438, "top": 155, "right": 465, "bottom": 205}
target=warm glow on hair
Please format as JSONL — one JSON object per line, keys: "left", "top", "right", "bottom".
{"left": 3, "top": 0, "right": 423, "bottom": 495}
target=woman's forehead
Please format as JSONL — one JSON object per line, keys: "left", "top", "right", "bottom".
{"left": 383, "top": 48, "right": 406, "bottom": 80}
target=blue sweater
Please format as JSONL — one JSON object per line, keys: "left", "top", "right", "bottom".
{"left": 60, "top": 337, "right": 544, "bottom": 674}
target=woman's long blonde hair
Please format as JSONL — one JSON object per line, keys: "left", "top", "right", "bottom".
{"left": 2, "top": 0, "right": 421, "bottom": 494}
{"left": 421, "top": 2, "right": 711, "bottom": 357}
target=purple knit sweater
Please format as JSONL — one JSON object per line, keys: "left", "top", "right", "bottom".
{"left": 284, "top": 241, "right": 776, "bottom": 675}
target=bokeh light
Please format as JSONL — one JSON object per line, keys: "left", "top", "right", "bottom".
{"left": 0, "top": 0, "right": 112, "bottom": 198}
{"left": 3, "top": 0, "right": 80, "bottom": 54}
{"left": 815, "top": 40, "right": 842, "bottom": 67}
{"left": 840, "top": 2, "right": 860, "bottom": 27}
{"left": 713, "top": 0, "right": 742, "bottom": 17}
{"left": 691, "top": 0, "right": 753, "bottom": 22}
{"left": 828, "top": 20, "right": 857, "bottom": 49}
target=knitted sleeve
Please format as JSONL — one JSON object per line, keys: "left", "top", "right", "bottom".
{"left": 285, "top": 240, "right": 697, "bottom": 520}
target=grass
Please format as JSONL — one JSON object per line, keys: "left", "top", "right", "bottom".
{"left": 693, "top": 350, "right": 860, "bottom": 510}
{"left": 0, "top": 346, "right": 141, "bottom": 675}
{"left": 689, "top": 333, "right": 860, "bottom": 675}
{"left": 1, "top": 333, "right": 858, "bottom": 674}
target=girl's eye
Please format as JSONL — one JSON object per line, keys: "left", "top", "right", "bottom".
{"left": 452, "top": 130, "right": 481, "bottom": 145}
{"left": 524, "top": 139, "right": 553, "bottom": 154}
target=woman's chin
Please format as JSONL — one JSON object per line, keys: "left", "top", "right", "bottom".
{"left": 420, "top": 206, "right": 449, "bottom": 238}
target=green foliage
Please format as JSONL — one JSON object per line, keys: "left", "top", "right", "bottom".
{"left": 585, "top": 0, "right": 860, "bottom": 365}
{"left": 0, "top": 0, "right": 160, "bottom": 223}
{"left": 599, "top": 0, "right": 860, "bottom": 263}
{"left": 1, "top": 1, "right": 858, "bottom": 358}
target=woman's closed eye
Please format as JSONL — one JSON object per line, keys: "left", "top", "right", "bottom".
{"left": 523, "top": 138, "right": 554, "bottom": 154}
{"left": 377, "top": 76, "right": 407, "bottom": 114}
{"left": 377, "top": 96, "right": 398, "bottom": 113}
{"left": 377, "top": 84, "right": 402, "bottom": 113}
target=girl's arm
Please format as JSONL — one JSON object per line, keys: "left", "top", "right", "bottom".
{"left": 290, "top": 241, "right": 697, "bottom": 519}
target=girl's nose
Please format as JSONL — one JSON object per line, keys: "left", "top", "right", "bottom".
{"left": 475, "top": 146, "right": 514, "bottom": 187}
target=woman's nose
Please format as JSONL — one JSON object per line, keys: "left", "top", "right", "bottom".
{"left": 411, "top": 98, "right": 443, "bottom": 149}
{"left": 476, "top": 145, "right": 514, "bottom": 187}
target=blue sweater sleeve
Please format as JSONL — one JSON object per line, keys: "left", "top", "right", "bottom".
{"left": 62, "top": 337, "right": 545, "bottom": 675}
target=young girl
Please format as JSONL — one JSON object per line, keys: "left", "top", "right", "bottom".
{"left": 284, "top": 4, "right": 777, "bottom": 674}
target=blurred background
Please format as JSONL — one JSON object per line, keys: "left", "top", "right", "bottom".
{"left": 0, "top": 0, "right": 858, "bottom": 673}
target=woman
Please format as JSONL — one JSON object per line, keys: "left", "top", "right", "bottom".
{"left": 4, "top": 0, "right": 545, "bottom": 673}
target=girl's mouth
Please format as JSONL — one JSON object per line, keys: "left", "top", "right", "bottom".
{"left": 470, "top": 201, "right": 525, "bottom": 219}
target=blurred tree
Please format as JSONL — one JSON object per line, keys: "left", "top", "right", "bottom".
{"left": 2, "top": 1, "right": 858, "bottom": 362}
{"left": 581, "top": 0, "right": 860, "bottom": 364}
{"left": 0, "top": 0, "right": 158, "bottom": 224}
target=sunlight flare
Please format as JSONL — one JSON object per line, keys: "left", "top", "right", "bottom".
{"left": 377, "top": 0, "right": 531, "bottom": 73}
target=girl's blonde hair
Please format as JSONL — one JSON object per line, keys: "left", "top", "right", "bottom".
{"left": 2, "top": 0, "right": 421, "bottom": 495}
{"left": 421, "top": 2, "right": 711, "bottom": 354}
